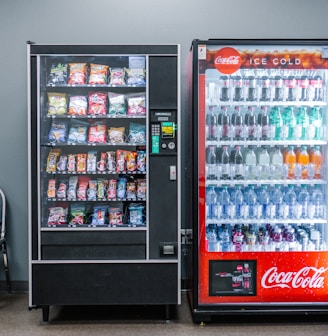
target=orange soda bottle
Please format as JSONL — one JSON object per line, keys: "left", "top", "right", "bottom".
{"left": 284, "top": 145, "right": 296, "bottom": 179}
{"left": 296, "top": 145, "right": 309, "bottom": 179}
{"left": 310, "top": 145, "right": 322, "bottom": 179}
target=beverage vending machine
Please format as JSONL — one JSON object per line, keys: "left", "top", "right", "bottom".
{"left": 27, "top": 43, "right": 180, "bottom": 321}
{"left": 188, "top": 39, "right": 328, "bottom": 322}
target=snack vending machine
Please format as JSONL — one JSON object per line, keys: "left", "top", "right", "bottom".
{"left": 27, "top": 43, "right": 180, "bottom": 321}
{"left": 188, "top": 39, "right": 328, "bottom": 322}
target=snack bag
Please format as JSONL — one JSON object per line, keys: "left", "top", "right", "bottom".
{"left": 47, "top": 179, "right": 56, "bottom": 198}
{"left": 48, "top": 63, "right": 68, "bottom": 85}
{"left": 87, "top": 151, "right": 97, "bottom": 173}
{"left": 116, "top": 149, "right": 129, "bottom": 173}
{"left": 126, "top": 180, "right": 137, "bottom": 200}
{"left": 76, "top": 153, "right": 87, "bottom": 173}
{"left": 128, "top": 123, "right": 146, "bottom": 144}
{"left": 47, "top": 92, "right": 67, "bottom": 115}
{"left": 137, "top": 150, "right": 146, "bottom": 172}
{"left": 88, "top": 64, "right": 109, "bottom": 85}
{"left": 108, "top": 206, "right": 123, "bottom": 226}
{"left": 107, "top": 179, "right": 117, "bottom": 199}
{"left": 117, "top": 177, "right": 127, "bottom": 199}
{"left": 127, "top": 94, "right": 146, "bottom": 115}
{"left": 48, "top": 206, "right": 68, "bottom": 226}
{"left": 137, "top": 178, "right": 147, "bottom": 199}
{"left": 87, "top": 180, "right": 97, "bottom": 201}
{"left": 126, "top": 68, "right": 146, "bottom": 86}
{"left": 68, "top": 63, "right": 87, "bottom": 85}
{"left": 69, "top": 204, "right": 85, "bottom": 226}
{"left": 91, "top": 206, "right": 107, "bottom": 226}
{"left": 67, "top": 154, "right": 76, "bottom": 173}
{"left": 67, "top": 120, "right": 88, "bottom": 144}
{"left": 108, "top": 127, "right": 125, "bottom": 144}
{"left": 88, "top": 92, "right": 107, "bottom": 115}
{"left": 57, "top": 180, "right": 67, "bottom": 199}
{"left": 109, "top": 68, "right": 125, "bottom": 85}
{"left": 88, "top": 123, "right": 107, "bottom": 143}
{"left": 126, "top": 151, "right": 138, "bottom": 172}
{"left": 97, "top": 179, "right": 108, "bottom": 200}
{"left": 56, "top": 155, "right": 67, "bottom": 172}
{"left": 67, "top": 176, "right": 78, "bottom": 200}
{"left": 68, "top": 95, "right": 87, "bottom": 115}
{"left": 48, "top": 120, "right": 68, "bottom": 143}
{"left": 77, "top": 176, "right": 89, "bottom": 201}
{"left": 46, "top": 149, "right": 61, "bottom": 172}
{"left": 108, "top": 92, "right": 126, "bottom": 115}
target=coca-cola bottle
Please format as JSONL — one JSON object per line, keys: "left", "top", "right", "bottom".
{"left": 206, "top": 145, "right": 217, "bottom": 180}
{"left": 219, "top": 106, "right": 230, "bottom": 140}
{"left": 260, "top": 75, "right": 271, "bottom": 101}
{"left": 220, "top": 146, "right": 230, "bottom": 180}
{"left": 206, "top": 106, "right": 217, "bottom": 140}
{"left": 258, "top": 106, "right": 269, "bottom": 140}
{"left": 299, "top": 75, "right": 309, "bottom": 101}
{"left": 244, "top": 75, "right": 257, "bottom": 101}
{"left": 245, "top": 106, "right": 256, "bottom": 140}
{"left": 231, "top": 106, "right": 243, "bottom": 140}
{"left": 233, "top": 146, "right": 244, "bottom": 180}
{"left": 232, "top": 75, "right": 243, "bottom": 101}
{"left": 232, "top": 264, "right": 243, "bottom": 291}
{"left": 219, "top": 75, "right": 230, "bottom": 101}
{"left": 310, "top": 75, "right": 323, "bottom": 101}
{"left": 243, "top": 263, "right": 252, "bottom": 291}
{"left": 273, "top": 75, "right": 284, "bottom": 101}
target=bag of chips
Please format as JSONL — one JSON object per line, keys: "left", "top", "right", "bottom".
{"left": 88, "top": 92, "right": 107, "bottom": 115}
{"left": 68, "top": 63, "right": 87, "bottom": 85}
{"left": 126, "top": 68, "right": 146, "bottom": 86}
{"left": 69, "top": 204, "right": 85, "bottom": 226}
{"left": 108, "top": 92, "right": 126, "bottom": 115}
{"left": 68, "top": 95, "right": 87, "bottom": 115}
{"left": 108, "top": 127, "right": 125, "bottom": 144}
{"left": 127, "top": 94, "right": 146, "bottom": 115}
{"left": 109, "top": 67, "right": 125, "bottom": 85}
{"left": 48, "top": 63, "right": 68, "bottom": 85}
{"left": 48, "top": 206, "right": 68, "bottom": 226}
{"left": 48, "top": 120, "right": 68, "bottom": 143}
{"left": 128, "top": 123, "right": 146, "bottom": 144}
{"left": 88, "top": 123, "right": 107, "bottom": 143}
{"left": 47, "top": 92, "right": 67, "bottom": 115}
{"left": 67, "top": 120, "right": 88, "bottom": 144}
{"left": 46, "top": 149, "right": 61, "bottom": 173}
{"left": 91, "top": 206, "right": 107, "bottom": 226}
{"left": 88, "top": 64, "right": 109, "bottom": 85}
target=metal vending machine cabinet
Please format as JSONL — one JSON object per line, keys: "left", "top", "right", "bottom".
{"left": 188, "top": 39, "right": 328, "bottom": 322}
{"left": 27, "top": 43, "right": 180, "bottom": 321}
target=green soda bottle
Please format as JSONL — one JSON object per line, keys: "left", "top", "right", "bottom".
{"left": 269, "top": 106, "right": 283, "bottom": 140}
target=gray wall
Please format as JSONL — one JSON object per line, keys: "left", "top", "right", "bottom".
{"left": 1, "top": 0, "right": 328, "bottom": 285}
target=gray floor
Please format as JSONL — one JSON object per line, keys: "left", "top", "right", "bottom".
{"left": 0, "top": 291, "right": 328, "bottom": 335}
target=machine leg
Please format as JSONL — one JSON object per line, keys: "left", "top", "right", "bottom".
{"left": 42, "top": 306, "right": 50, "bottom": 322}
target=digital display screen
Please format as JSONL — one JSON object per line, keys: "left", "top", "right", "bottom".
{"left": 161, "top": 122, "right": 175, "bottom": 138}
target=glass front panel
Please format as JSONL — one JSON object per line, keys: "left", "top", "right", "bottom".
{"left": 39, "top": 55, "right": 147, "bottom": 231}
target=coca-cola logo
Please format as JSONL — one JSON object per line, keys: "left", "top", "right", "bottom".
{"left": 261, "top": 266, "right": 328, "bottom": 289}
{"left": 214, "top": 47, "right": 242, "bottom": 74}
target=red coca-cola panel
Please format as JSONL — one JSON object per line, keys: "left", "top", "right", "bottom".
{"left": 198, "top": 250, "right": 328, "bottom": 304}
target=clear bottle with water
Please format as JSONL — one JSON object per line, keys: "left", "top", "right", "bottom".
{"left": 207, "top": 226, "right": 219, "bottom": 252}
{"left": 220, "top": 186, "right": 231, "bottom": 219}
{"left": 258, "top": 185, "right": 270, "bottom": 219}
{"left": 231, "top": 185, "right": 244, "bottom": 219}
{"left": 298, "top": 185, "right": 310, "bottom": 219}
{"left": 206, "top": 186, "right": 218, "bottom": 219}
{"left": 311, "top": 185, "right": 324, "bottom": 218}
{"left": 220, "top": 227, "right": 230, "bottom": 252}
{"left": 244, "top": 185, "right": 258, "bottom": 219}
{"left": 284, "top": 185, "right": 298, "bottom": 219}
{"left": 271, "top": 185, "right": 284, "bottom": 218}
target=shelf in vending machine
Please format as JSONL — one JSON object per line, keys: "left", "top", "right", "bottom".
{"left": 206, "top": 140, "right": 327, "bottom": 146}
{"left": 206, "top": 100, "right": 327, "bottom": 108}
{"left": 206, "top": 179, "right": 327, "bottom": 187}
{"left": 206, "top": 218, "right": 327, "bottom": 225}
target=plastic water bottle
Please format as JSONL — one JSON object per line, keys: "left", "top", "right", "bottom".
{"left": 244, "top": 185, "right": 258, "bottom": 219}
{"left": 271, "top": 185, "right": 284, "bottom": 218}
{"left": 311, "top": 186, "right": 324, "bottom": 218}
{"left": 206, "top": 186, "right": 218, "bottom": 219}
{"left": 257, "top": 146, "right": 270, "bottom": 179}
{"left": 296, "top": 107, "right": 309, "bottom": 140}
{"left": 258, "top": 185, "right": 270, "bottom": 218}
{"left": 309, "top": 107, "right": 323, "bottom": 140}
{"left": 284, "top": 185, "right": 297, "bottom": 219}
{"left": 298, "top": 185, "right": 310, "bottom": 218}
{"left": 207, "top": 226, "right": 219, "bottom": 252}
{"left": 220, "top": 227, "right": 230, "bottom": 252}
{"left": 220, "top": 186, "right": 231, "bottom": 219}
{"left": 232, "top": 185, "right": 244, "bottom": 219}
{"left": 244, "top": 146, "right": 257, "bottom": 179}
